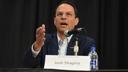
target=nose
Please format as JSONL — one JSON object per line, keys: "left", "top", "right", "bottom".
{"left": 61, "top": 14, "right": 66, "bottom": 20}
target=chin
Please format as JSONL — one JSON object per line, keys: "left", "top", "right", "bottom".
{"left": 58, "top": 29, "right": 67, "bottom": 33}
{"left": 60, "top": 28, "right": 67, "bottom": 30}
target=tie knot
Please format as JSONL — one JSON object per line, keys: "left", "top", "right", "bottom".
{"left": 59, "top": 40, "right": 63, "bottom": 46}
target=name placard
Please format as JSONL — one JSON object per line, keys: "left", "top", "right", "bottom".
{"left": 44, "top": 55, "right": 91, "bottom": 71}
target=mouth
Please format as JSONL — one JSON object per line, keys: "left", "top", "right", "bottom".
{"left": 60, "top": 22, "right": 68, "bottom": 26}
{"left": 58, "top": 22, "right": 68, "bottom": 31}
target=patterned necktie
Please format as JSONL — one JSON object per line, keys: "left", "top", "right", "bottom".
{"left": 58, "top": 40, "right": 63, "bottom": 47}
{"left": 58, "top": 38, "right": 68, "bottom": 55}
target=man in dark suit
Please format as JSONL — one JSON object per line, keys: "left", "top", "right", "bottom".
{"left": 24, "top": 0, "right": 96, "bottom": 68}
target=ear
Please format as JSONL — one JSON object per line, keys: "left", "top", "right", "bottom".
{"left": 75, "top": 17, "right": 79, "bottom": 26}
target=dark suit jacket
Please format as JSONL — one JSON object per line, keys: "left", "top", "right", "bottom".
{"left": 24, "top": 33, "right": 95, "bottom": 68}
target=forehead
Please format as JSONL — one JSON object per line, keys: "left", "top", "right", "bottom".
{"left": 56, "top": 3, "right": 75, "bottom": 13}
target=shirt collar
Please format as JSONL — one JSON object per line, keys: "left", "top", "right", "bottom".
{"left": 57, "top": 33, "right": 73, "bottom": 43}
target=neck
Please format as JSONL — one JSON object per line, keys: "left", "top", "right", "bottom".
{"left": 58, "top": 32, "right": 66, "bottom": 40}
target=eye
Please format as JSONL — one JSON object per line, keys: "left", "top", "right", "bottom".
{"left": 57, "top": 12, "right": 63, "bottom": 16}
{"left": 66, "top": 13, "right": 72, "bottom": 16}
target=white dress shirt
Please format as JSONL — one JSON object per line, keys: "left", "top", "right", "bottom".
{"left": 57, "top": 34, "right": 72, "bottom": 56}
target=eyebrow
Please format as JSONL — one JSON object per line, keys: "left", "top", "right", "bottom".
{"left": 56, "top": 10, "right": 74, "bottom": 14}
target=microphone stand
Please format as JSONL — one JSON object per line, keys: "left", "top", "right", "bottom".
{"left": 64, "top": 27, "right": 86, "bottom": 56}
{"left": 73, "top": 34, "right": 79, "bottom": 56}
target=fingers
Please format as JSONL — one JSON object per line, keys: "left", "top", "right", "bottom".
{"left": 36, "top": 24, "right": 45, "bottom": 36}
{"left": 35, "top": 24, "right": 46, "bottom": 49}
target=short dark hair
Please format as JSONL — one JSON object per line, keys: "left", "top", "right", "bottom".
{"left": 55, "top": 0, "right": 78, "bottom": 17}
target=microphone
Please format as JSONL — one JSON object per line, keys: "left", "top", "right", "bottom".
{"left": 64, "top": 28, "right": 85, "bottom": 37}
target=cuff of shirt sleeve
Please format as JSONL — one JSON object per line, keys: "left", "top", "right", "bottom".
{"left": 31, "top": 42, "right": 41, "bottom": 57}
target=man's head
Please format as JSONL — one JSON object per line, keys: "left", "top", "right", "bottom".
{"left": 54, "top": 0, "right": 79, "bottom": 34}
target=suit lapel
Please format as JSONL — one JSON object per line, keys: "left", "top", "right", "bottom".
{"left": 47, "top": 33, "right": 59, "bottom": 55}
{"left": 52, "top": 34, "right": 59, "bottom": 55}
{"left": 66, "top": 35, "right": 76, "bottom": 55}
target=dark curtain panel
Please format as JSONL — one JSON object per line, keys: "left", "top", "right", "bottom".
{"left": 0, "top": 0, "right": 128, "bottom": 69}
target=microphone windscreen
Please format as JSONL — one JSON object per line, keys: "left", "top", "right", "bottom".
{"left": 64, "top": 28, "right": 86, "bottom": 37}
